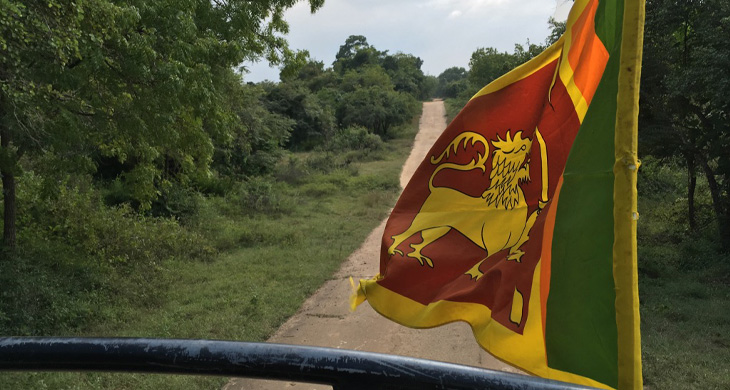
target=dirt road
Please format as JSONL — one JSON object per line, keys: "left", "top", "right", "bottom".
{"left": 224, "top": 100, "right": 522, "bottom": 390}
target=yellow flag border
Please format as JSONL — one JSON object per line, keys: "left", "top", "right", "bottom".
{"left": 354, "top": 262, "right": 613, "bottom": 390}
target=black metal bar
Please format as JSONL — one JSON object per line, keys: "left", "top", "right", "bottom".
{"left": 0, "top": 337, "right": 598, "bottom": 390}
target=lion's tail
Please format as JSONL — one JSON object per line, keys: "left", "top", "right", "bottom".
{"left": 429, "top": 131, "right": 490, "bottom": 192}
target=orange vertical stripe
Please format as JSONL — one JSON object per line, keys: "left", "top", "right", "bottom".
{"left": 567, "top": 0, "right": 609, "bottom": 105}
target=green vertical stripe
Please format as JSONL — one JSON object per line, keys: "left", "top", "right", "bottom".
{"left": 545, "top": 0, "right": 624, "bottom": 388}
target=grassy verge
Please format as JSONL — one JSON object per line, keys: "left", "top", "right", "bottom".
{"left": 638, "top": 157, "right": 730, "bottom": 389}
{"left": 443, "top": 97, "right": 465, "bottom": 124}
{"left": 0, "top": 115, "right": 420, "bottom": 389}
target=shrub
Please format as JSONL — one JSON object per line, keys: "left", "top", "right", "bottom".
{"left": 324, "top": 126, "right": 384, "bottom": 152}
{"left": 305, "top": 153, "right": 353, "bottom": 174}
{"left": 338, "top": 86, "right": 419, "bottom": 136}
{"left": 234, "top": 177, "right": 293, "bottom": 215}
{"left": 637, "top": 155, "right": 685, "bottom": 200}
{"left": 1, "top": 172, "right": 214, "bottom": 335}
{"left": 274, "top": 156, "right": 310, "bottom": 185}
{"left": 18, "top": 172, "right": 213, "bottom": 267}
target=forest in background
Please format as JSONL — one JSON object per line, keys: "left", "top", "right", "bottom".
{"left": 2, "top": 0, "right": 730, "bottom": 389}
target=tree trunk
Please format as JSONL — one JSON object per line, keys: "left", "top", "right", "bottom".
{"left": 687, "top": 153, "right": 697, "bottom": 231}
{"left": 0, "top": 125, "right": 17, "bottom": 251}
{"left": 1, "top": 166, "right": 16, "bottom": 251}
{"left": 699, "top": 157, "right": 730, "bottom": 250}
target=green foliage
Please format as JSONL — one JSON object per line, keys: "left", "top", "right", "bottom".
{"left": 341, "top": 65, "right": 395, "bottom": 92}
{"left": 444, "top": 97, "right": 468, "bottom": 124}
{"left": 545, "top": 17, "right": 566, "bottom": 46}
{"left": 333, "top": 35, "right": 385, "bottom": 73}
{"left": 0, "top": 247, "right": 105, "bottom": 335}
{"left": 274, "top": 155, "right": 310, "bottom": 185}
{"left": 213, "top": 77, "right": 295, "bottom": 178}
{"left": 382, "top": 52, "right": 432, "bottom": 100}
{"left": 259, "top": 35, "right": 429, "bottom": 152}
{"left": 324, "top": 126, "right": 385, "bottom": 152}
{"left": 640, "top": 0, "right": 730, "bottom": 246}
{"left": 0, "top": 0, "right": 325, "bottom": 250}
{"left": 17, "top": 173, "right": 212, "bottom": 266}
{"left": 0, "top": 7, "right": 437, "bottom": 386}
{"left": 338, "top": 87, "right": 419, "bottom": 136}
{"left": 263, "top": 80, "right": 336, "bottom": 149}
{"left": 421, "top": 75, "right": 439, "bottom": 99}
{"left": 0, "top": 171, "right": 213, "bottom": 336}
{"left": 468, "top": 41, "right": 543, "bottom": 89}
{"left": 235, "top": 177, "right": 292, "bottom": 216}
{"left": 0, "top": 112, "right": 420, "bottom": 389}
{"left": 638, "top": 157, "right": 730, "bottom": 389}
{"left": 436, "top": 67, "right": 469, "bottom": 98}
{"left": 469, "top": 47, "right": 517, "bottom": 87}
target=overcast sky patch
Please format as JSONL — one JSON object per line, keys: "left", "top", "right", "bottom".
{"left": 244, "top": 0, "right": 570, "bottom": 82}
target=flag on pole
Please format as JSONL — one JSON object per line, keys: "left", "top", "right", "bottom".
{"left": 351, "top": 0, "right": 645, "bottom": 389}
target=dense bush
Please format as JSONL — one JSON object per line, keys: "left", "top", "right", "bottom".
{"left": 338, "top": 87, "right": 419, "bottom": 136}
{"left": 324, "top": 126, "right": 384, "bottom": 152}
{"left": 0, "top": 172, "right": 214, "bottom": 335}
{"left": 18, "top": 173, "right": 212, "bottom": 265}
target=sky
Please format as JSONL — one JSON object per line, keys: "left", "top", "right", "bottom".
{"left": 243, "top": 0, "right": 573, "bottom": 83}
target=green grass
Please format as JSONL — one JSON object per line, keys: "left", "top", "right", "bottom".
{"left": 0, "top": 117, "right": 420, "bottom": 389}
{"left": 638, "top": 157, "right": 730, "bottom": 389}
{"left": 444, "top": 96, "right": 469, "bottom": 124}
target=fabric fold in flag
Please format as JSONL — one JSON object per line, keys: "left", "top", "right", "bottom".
{"left": 351, "top": 0, "right": 644, "bottom": 389}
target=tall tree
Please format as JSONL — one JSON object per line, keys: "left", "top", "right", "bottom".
{"left": 382, "top": 53, "right": 429, "bottom": 99}
{"left": 436, "top": 67, "right": 469, "bottom": 98}
{"left": 0, "top": 0, "right": 324, "bottom": 250}
{"left": 0, "top": 1, "right": 85, "bottom": 250}
{"left": 333, "top": 35, "right": 385, "bottom": 74}
{"left": 640, "top": 0, "right": 730, "bottom": 245}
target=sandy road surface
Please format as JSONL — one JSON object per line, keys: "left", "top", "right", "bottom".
{"left": 225, "top": 100, "right": 522, "bottom": 390}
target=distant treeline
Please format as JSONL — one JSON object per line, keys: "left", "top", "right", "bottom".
{"left": 433, "top": 18, "right": 564, "bottom": 108}
{"left": 261, "top": 34, "right": 432, "bottom": 150}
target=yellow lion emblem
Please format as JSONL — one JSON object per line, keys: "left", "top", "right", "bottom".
{"left": 387, "top": 129, "right": 547, "bottom": 279}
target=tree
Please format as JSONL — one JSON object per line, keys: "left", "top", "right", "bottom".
{"left": 340, "top": 65, "right": 394, "bottom": 92}
{"left": 382, "top": 53, "right": 429, "bottom": 99}
{"left": 545, "top": 17, "right": 567, "bottom": 46}
{"left": 640, "top": 0, "right": 730, "bottom": 246}
{"left": 338, "top": 87, "right": 418, "bottom": 136}
{"left": 333, "top": 35, "right": 385, "bottom": 74}
{"left": 0, "top": 1, "right": 86, "bottom": 250}
{"left": 436, "top": 67, "right": 469, "bottom": 98}
{"left": 468, "top": 47, "right": 521, "bottom": 88}
{"left": 421, "top": 75, "right": 438, "bottom": 100}
{"left": 513, "top": 40, "right": 545, "bottom": 63}
{"left": 213, "top": 76, "right": 294, "bottom": 178}
{"left": 263, "top": 80, "right": 335, "bottom": 149}
{"left": 0, "top": 0, "right": 324, "bottom": 250}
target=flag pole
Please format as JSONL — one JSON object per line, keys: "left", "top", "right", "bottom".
{"left": 613, "top": 0, "right": 646, "bottom": 389}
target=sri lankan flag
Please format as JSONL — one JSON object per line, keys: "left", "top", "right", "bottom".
{"left": 351, "top": 0, "right": 644, "bottom": 389}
